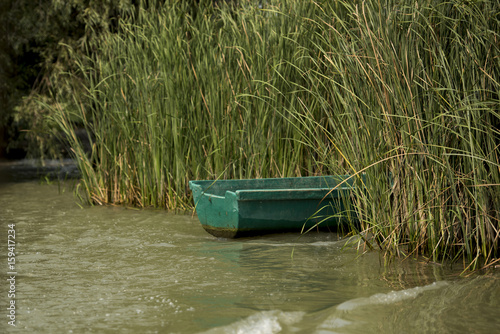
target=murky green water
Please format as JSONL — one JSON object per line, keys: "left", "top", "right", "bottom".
{"left": 1, "top": 161, "right": 499, "bottom": 333}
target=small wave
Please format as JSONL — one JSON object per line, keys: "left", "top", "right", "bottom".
{"left": 200, "top": 310, "right": 305, "bottom": 334}
{"left": 337, "top": 281, "right": 448, "bottom": 311}
{"left": 314, "top": 281, "right": 449, "bottom": 333}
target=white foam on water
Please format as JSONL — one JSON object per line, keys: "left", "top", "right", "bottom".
{"left": 149, "top": 242, "right": 176, "bottom": 247}
{"left": 336, "top": 281, "right": 448, "bottom": 311}
{"left": 200, "top": 310, "right": 305, "bottom": 334}
{"left": 314, "top": 317, "right": 353, "bottom": 334}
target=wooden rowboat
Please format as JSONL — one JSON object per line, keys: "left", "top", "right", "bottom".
{"left": 189, "top": 175, "right": 362, "bottom": 238}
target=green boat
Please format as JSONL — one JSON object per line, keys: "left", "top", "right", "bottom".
{"left": 189, "top": 175, "right": 362, "bottom": 238}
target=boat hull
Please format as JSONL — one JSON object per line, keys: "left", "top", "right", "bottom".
{"left": 189, "top": 175, "right": 361, "bottom": 238}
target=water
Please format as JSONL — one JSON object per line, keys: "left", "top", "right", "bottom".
{"left": 1, "top": 161, "right": 499, "bottom": 333}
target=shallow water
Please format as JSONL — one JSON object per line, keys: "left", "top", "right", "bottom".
{"left": 1, "top": 161, "right": 499, "bottom": 333}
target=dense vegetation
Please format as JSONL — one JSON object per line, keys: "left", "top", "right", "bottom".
{"left": 0, "top": 0, "right": 139, "bottom": 158}
{"left": 7, "top": 0, "right": 500, "bottom": 270}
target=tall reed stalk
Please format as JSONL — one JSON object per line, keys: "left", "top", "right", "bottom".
{"left": 47, "top": 0, "right": 499, "bottom": 269}
{"left": 276, "top": 0, "right": 500, "bottom": 269}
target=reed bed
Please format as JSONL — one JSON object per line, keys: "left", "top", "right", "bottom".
{"left": 282, "top": 0, "right": 500, "bottom": 269}
{"left": 48, "top": 0, "right": 499, "bottom": 269}
{"left": 52, "top": 0, "right": 319, "bottom": 209}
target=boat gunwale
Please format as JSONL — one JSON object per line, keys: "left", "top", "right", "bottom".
{"left": 188, "top": 176, "right": 357, "bottom": 197}
{"left": 193, "top": 187, "right": 354, "bottom": 201}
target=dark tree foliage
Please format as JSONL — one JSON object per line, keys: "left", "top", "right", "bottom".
{"left": 0, "top": 0, "right": 256, "bottom": 159}
{"left": 0, "top": 0, "right": 136, "bottom": 158}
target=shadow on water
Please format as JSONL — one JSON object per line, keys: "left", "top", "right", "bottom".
{"left": 0, "top": 159, "right": 80, "bottom": 185}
